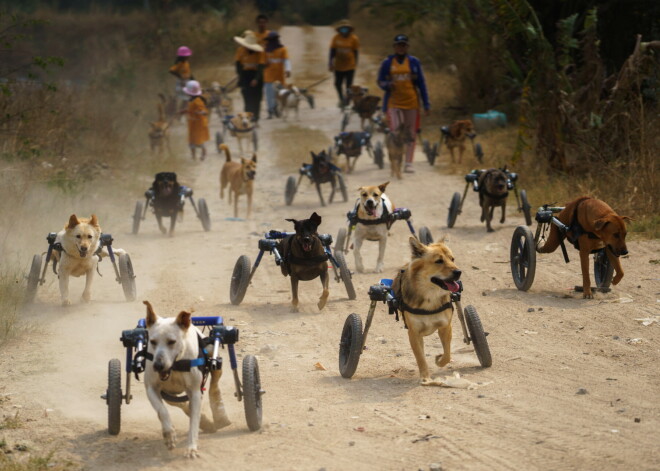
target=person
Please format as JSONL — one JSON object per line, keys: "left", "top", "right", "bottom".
{"left": 254, "top": 14, "right": 270, "bottom": 47}
{"left": 377, "top": 34, "right": 430, "bottom": 173}
{"left": 181, "top": 80, "right": 209, "bottom": 161}
{"left": 329, "top": 19, "right": 359, "bottom": 107}
{"left": 169, "top": 46, "right": 193, "bottom": 107}
{"left": 263, "top": 31, "right": 291, "bottom": 118}
{"left": 234, "top": 30, "right": 266, "bottom": 121}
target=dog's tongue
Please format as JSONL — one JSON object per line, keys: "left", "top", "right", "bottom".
{"left": 366, "top": 208, "right": 375, "bottom": 216}
{"left": 445, "top": 281, "right": 460, "bottom": 293}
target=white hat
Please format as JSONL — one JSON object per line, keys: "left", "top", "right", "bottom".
{"left": 233, "top": 30, "right": 264, "bottom": 52}
{"left": 183, "top": 80, "right": 202, "bottom": 96}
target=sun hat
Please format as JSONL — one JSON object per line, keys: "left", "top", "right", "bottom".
{"left": 393, "top": 34, "right": 409, "bottom": 45}
{"left": 177, "top": 46, "right": 192, "bottom": 57}
{"left": 335, "top": 19, "right": 354, "bottom": 32}
{"left": 183, "top": 80, "right": 202, "bottom": 96}
{"left": 233, "top": 30, "right": 264, "bottom": 52}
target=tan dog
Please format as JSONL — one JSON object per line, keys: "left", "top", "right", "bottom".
{"left": 352, "top": 182, "right": 393, "bottom": 273}
{"left": 219, "top": 144, "right": 256, "bottom": 218}
{"left": 446, "top": 119, "right": 476, "bottom": 163}
{"left": 385, "top": 122, "right": 411, "bottom": 179}
{"left": 275, "top": 83, "right": 313, "bottom": 120}
{"left": 149, "top": 101, "right": 171, "bottom": 157}
{"left": 478, "top": 168, "right": 509, "bottom": 232}
{"left": 346, "top": 85, "right": 368, "bottom": 107}
{"left": 143, "top": 301, "right": 231, "bottom": 459}
{"left": 393, "top": 237, "right": 462, "bottom": 386}
{"left": 228, "top": 112, "right": 256, "bottom": 156}
{"left": 537, "top": 196, "right": 630, "bottom": 298}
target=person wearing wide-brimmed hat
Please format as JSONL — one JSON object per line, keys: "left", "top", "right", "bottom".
{"left": 263, "top": 31, "right": 291, "bottom": 118}
{"left": 169, "top": 46, "right": 194, "bottom": 106}
{"left": 329, "top": 19, "right": 360, "bottom": 107}
{"left": 234, "top": 30, "right": 266, "bottom": 121}
{"left": 181, "top": 80, "right": 209, "bottom": 161}
{"left": 377, "top": 34, "right": 430, "bottom": 173}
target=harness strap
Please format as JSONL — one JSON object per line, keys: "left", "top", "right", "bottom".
{"left": 284, "top": 236, "right": 329, "bottom": 267}
{"left": 481, "top": 188, "right": 509, "bottom": 200}
{"left": 566, "top": 198, "right": 599, "bottom": 250}
{"left": 354, "top": 200, "right": 391, "bottom": 226}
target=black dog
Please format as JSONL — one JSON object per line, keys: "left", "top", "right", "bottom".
{"left": 308, "top": 150, "right": 340, "bottom": 207}
{"left": 147, "top": 172, "right": 183, "bottom": 236}
{"left": 478, "top": 167, "right": 509, "bottom": 232}
{"left": 278, "top": 212, "right": 329, "bottom": 312}
{"left": 334, "top": 132, "right": 371, "bottom": 173}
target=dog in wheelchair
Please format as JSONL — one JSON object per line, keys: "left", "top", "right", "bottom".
{"left": 146, "top": 172, "right": 187, "bottom": 236}
{"left": 478, "top": 167, "right": 509, "bottom": 232}
{"left": 444, "top": 119, "right": 476, "bottom": 163}
{"left": 275, "top": 82, "right": 314, "bottom": 120}
{"left": 308, "top": 150, "right": 341, "bottom": 207}
{"left": 334, "top": 131, "right": 371, "bottom": 173}
{"left": 352, "top": 182, "right": 394, "bottom": 273}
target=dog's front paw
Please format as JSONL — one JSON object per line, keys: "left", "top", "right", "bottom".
{"left": 290, "top": 306, "right": 300, "bottom": 313}
{"left": 61, "top": 299, "right": 71, "bottom": 307}
{"left": 583, "top": 288, "right": 594, "bottom": 299}
{"left": 185, "top": 447, "right": 199, "bottom": 459}
{"left": 159, "top": 226, "right": 167, "bottom": 235}
{"left": 374, "top": 265, "right": 384, "bottom": 273}
{"left": 163, "top": 430, "right": 176, "bottom": 450}
{"left": 613, "top": 273, "right": 623, "bottom": 285}
{"left": 420, "top": 378, "right": 444, "bottom": 387}
{"left": 82, "top": 292, "right": 91, "bottom": 303}
{"left": 435, "top": 354, "right": 450, "bottom": 367}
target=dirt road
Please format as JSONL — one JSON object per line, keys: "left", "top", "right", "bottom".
{"left": 1, "top": 26, "right": 658, "bottom": 471}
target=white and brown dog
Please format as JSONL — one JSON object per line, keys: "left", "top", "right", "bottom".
{"left": 219, "top": 143, "right": 256, "bottom": 218}
{"left": 352, "top": 182, "right": 393, "bottom": 273}
{"left": 275, "top": 83, "right": 314, "bottom": 120}
{"left": 143, "top": 301, "right": 231, "bottom": 459}
{"left": 227, "top": 112, "right": 256, "bottom": 156}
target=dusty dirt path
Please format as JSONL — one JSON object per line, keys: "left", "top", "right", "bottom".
{"left": 1, "top": 26, "right": 659, "bottom": 471}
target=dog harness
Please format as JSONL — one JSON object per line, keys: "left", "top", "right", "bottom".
{"left": 349, "top": 199, "right": 391, "bottom": 226}
{"left": 392, "top": 270, "right": 455, "bottom": 328}
{"left": 565, "top": 197, "right": 601, "bottom": 251}
{"left": 283, "top": 235, "right": 329, "bottom": 266}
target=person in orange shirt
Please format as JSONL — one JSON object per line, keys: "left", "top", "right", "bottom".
{"left": 169, "top": 46, "right": 193, "bottom": 107}
{"left": 181, "top": 80, "right": 209, "bottom": 161}
{"left": 329, "top": 19, "right": 360, "bottom": 107}
{"left": 263, "top": 31, "right": 291, "bottom": 118}
{"left": 234, "top": 30, "right": 266, "bottom": 121}
{"left": 254, "top": 14, "right": 270, "bottom": 48}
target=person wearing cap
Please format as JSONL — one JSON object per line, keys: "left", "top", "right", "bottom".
{"left": 234, "top": 30, "right": 266, "bottom": 121}
{"left": 181, "top": 80, "right": 209, "bottom": 161}
{"left": 377, "top": 34, "right": 430, "bottom": 173}
{"left": 329, "top": 19, "right": 360, "bottom": 107}
{"left": 169, "top": 46, "right": 194, "bottom": 106}
{"left": 263, "top": 31, "right": 291, "bottom": 119}
{"left": 254, "top": 14, "right": 270, "bottom": 48}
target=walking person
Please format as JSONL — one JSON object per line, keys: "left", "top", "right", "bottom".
{"left": 264, "top": 31, "right": 291, "bottom": 118}
{"left": 254, "top": 13, "right": 270, "bottom": 47}
{"left": 329, "top": 19, "right": 359, "bottom": 107}
{"left": 377, "top": 34, "right": 430, "bottom": 173}
{"left": 169, "top": 46, "right": 193, "bottom": 109}
{"left": 234, "top": 30, "right": 266, "bottom": 122}
{"left": 181, "top": 80, "right": 209, "bottom": 161}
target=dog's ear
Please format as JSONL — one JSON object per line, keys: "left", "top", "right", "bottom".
{"left": 144, "top": 301, "right": 159, "bottom": 327}
{"left": 621, "top": 215, "right": 633, "bottom": 224}
{"left": 251, "top": 154, "right": 257, "bottom": 163}
{"left": 593, "top": 218, "right": 609, "bottom": 231}
{"left": 67, "top": 214, "right": 80, "bottom": 229}
{"left": 175, "top": 310, "right": 192, "bottom": 330}
{"left": 310, "top": 212, "right": 322, "bottom": 227}
{"left": 409, "top": 236, "right": 426, "bottom": 258}
{"left": 357, "top": 186, "right": 365, "bottom": 194}
{"left": 89, "top": 214, "right": 99, "bottom": 228}
{"left": 285, "top": 218, "right": 298, "bottom": 229}
{"left": 378, "top": 181, "right": 390, "bottom": 193}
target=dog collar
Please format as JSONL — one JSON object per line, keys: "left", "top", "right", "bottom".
{"left": 353, "top": 199, "right": 391, "bottom": 226}
{"left": 480, "top": 188, "right": 509, "bottom": 200}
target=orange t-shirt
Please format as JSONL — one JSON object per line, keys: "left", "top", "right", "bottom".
{"left": 255, "top": 29, "right": 270, "bottom": 48}
{"left": 389, "top": 56, "right": 418, "bottom": 109}
{"left": 169, "top": 60, "right": 191, "bottom": 80}
{"left": 330, "top": 33, "right": 359, "bottom": 72}
{"left": 264, "top": 47, "right": 289, "bottom": 84}
{"left": 235, "top": 46, "right": 266, "bottom": 71}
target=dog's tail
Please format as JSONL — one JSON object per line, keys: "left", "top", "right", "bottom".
{"left": 219, "top": 143, "right": 231, "bottom": 162}
{"left": 157, "top": 102, "right": 165, "bottom": 122}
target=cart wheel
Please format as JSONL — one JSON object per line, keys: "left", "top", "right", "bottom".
{"left": 594, "top": 250, "right": 614, "bottom": 289}
{"left": 334, "top": 250, "right": 356, "bottom": 300}
{"left": 373, "top": 141, "right": 384, "bottom": 169}
{"left": 215, "top": 131, "right": 223, "bottom": 150}
{"left": 447, "top": 192, "right": 461, "bottom": 228}
{"left": 252, "top": 130, "right": 258, "bottom": 152}
{"left": 26, "top": 254, "right": 42, "bottom": 303}
{"left": 337, "top": 173, "right": 348, "bottom": 202}
{"left": 464, "top": 306, "right": 492, "bottom": 367}
{"left": 474, "top": 143, "right": 484, "bottom": 163}
{"left": 339, "top": 313, "right": 363, "bottom": 378}
{"left": 520, "top": 189, "right": 532, "bottom": 226}
{"left": 230, "top": 255, "right": 251, "bottom": 305}
{"left": 198, "top": 198, "right": 211, "bottom": 231}
{"left": 432, "top": 142, "right": 439, "bottom": 164}
{"left": 118, "top": 254, "right": 137, "bottom": 302}
{"left": 335, "top": 228, "right": 347, "bottom": 253}
{"left": 341, "top": 112, "right": 350, "bottom": 131}
{"left": 422, "top": 139, "right": 431, "bottom": 162}
{"left": 107, "top": 358, "right": 122, "bottom": 435}
{"left": 132, "top": 201, "right": 143, "bottom": 235}
{"left": 285, "top": 176, "right": 297, "bottom": 206}
{"left": 242, "top": 355, "right": 262, "bottom": 431}
{"left": 510, "top": 225, "right": 536, "bottom": 291}
{"left": 418, "top": 226, "right": 434, "bottom": 245}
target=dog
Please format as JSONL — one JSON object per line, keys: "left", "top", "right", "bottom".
{"left": 352, "top": 182, "right": 393, "bottom": 273}
{"left": 219, "top": 144, "right": 256, "bottom": 218}
{"left": 537, "top": 196, "right": 630, "bottom": 298}
{"left": 444, "top": 119, "right": 476, "bottom": 163}
{"left": 148, "top": 172, "right": 183, "bottom": 236}
{"left": 308, "top": 150, "right": 340, "bottom": 207}
{"left": 206, "top": 81, "right": 233, "bottom": 122}
{"left": 352, "top": 94, "right": 381, "bottom": 130}
{"left": 225, "top": 112, "right": 256, "bottom": 156}
{"left": 275, "top": 83, "right": 314, "bottom": 120}
{"left": 149, "top": 100, "right": 171, "bottom": 157}
{"left": 345, "top": 85, "right": 368, "bottom": 108}
{"left": 392, "top": 237, "right": 462, "bottom": 386}
{"left": 143, "top": 301, "right": 231, "bottom": 459}
{"left": 50, "top": 214, "right": 126, "bottom": 306}
{"left": 385, "top": 122, "right": 411, "bottom": 180}
{"left": 277, "top": 212, "right": 329, "bottom": 312}
{"left": 334, "top": 131, "right": 371, "bottom": 173}
{"left": 477, "top": 168, "right": 509, "bottom": 232}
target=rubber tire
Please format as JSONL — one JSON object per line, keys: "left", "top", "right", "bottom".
{"left": 132, "top": 201, "right": 143, "bottom": 235}
{"left": 520, "top": 189, "right": 532, "bottom": 226}
{"left": 334, "top": 250, "right": 356, "bottom": 300}
{"left": 252, "top": 130, "right": 258, "bottom": 151}
{"left": 431, "top": 142, "right": 439, "bottom": 164}
{"left": 464, "top": 306, "right": 492, "bottom": 367}
{"left": 338, "top": 173, "right": 348, "bottom": 202}
{"left": 339, "top": 313, "right": 363, "bottom": 379}
{"left": 418, "top": 226, "right": 434, "bottom": 245}
{"left": 447, "top": 192, "right": 461, "bottom": 228}
{"left": 118, "top": 253, "right": 137, "bottom": 302}
{"left": 422, "top": 139, "right": 431, "bottom": 163}
{"left": 198, "top": 198, "right": 211, "bottom": 231}
{"left": 510, "top": 225, "right": 536, "bottom": 291}
{"left": 230, "top": 255, "right": 251, "bottom": 305}
{"left": 215, "top": 130, "right": 223, "bottom": 149}
{"left": 242, "top": 355, "right": 262, "bottom": 432}
{"left": 107, "top": 358, "right": 122, "bottom": 435}
{"left": 26, "top": 254, "right": 42, "bottom": 304}
{"left": 335, "top": 227, "right": 347, "bottom": 253}
{"left": 285, "top": 176, "right": 296, "bottom": 206}
{"left": 374, "top": 141, "right": 384, "bottom": 169}
{"left": 475, "top": 143, "right": 484, "bottom": 163}
{"left": 594, "top": 250, "right": 614, "bottom": 289}
{"left": 341, "top": 112, "right": 350, "bottom": 131}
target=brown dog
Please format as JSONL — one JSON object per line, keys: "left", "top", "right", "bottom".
{"left": 228, "top": 112, "right": 256, "bottom": 156}
{"left": 446, "top": 119, "right": 476, "bottom": 163}
{"left": 385, "top": 122, "right": 410, "bottom": 180}
{"left": 478, "top": 168, "right": 509, "bottom": 232}
{"left": 537, "top": 196, "right": 630, "bottom": 298}
{"left": 219, "top": 144, "right": 256, "bottom": 218}
{"left": 149, "top": 100, "right": 171, "bottom": 157}
{"left": 393, "top": 237, "right": 462, "bottom": 386}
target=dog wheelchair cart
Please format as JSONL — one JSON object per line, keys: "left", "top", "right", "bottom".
{"left": 102, "top": 316, "right": 263, "bottom": 435}
{"left": 510, "top": 204, "right": 614, "bottom": 292}
{"left": 25, "top": 232, "right": 136, "bottom": 303}
{"left": 331, "top": 132, "right": 384, "bottom": 173}
{"left": 338, "top": 279, "right": 492, "bottom": 379}
{"left": 422, "top": 125, "right": 483, "bottom": 166}
{"left": 215, "top": 115, "right": 259, "bottom": 151}
{"left": 446, "top": 168, "right": 532, "bottom": 228}
{"left": 230, "top": 230, "right": 356, "bottom": 305}
{"left": 284, "top": 157, "right": 348, "bottom": 207}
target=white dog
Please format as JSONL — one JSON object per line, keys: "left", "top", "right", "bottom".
{"left": 352, "top": 182, "right": 393, "bottom": 273}
{"left": 275, "top": 83, "right": 314, "bottom": 120}
{"left": 143, "top": 301, "right": 231, "bottom": 459}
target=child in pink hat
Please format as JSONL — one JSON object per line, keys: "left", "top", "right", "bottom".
{"left": 169, "top": 46, "right": 194, "bottom": 107}
{"left": 181, "top": 80, "right": 209, "bottom": 160}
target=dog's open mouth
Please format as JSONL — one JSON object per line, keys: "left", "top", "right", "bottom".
{"left": 365, "top": 205, "right": 376, "bottom": 216}
{"left": 431, "top": 277, "right": 461, "bottom": 293}
{"left": 302, "top": 240, "right": 313, "bottom": 252}
{"left": 78, "top": 248, "right": 88, "bottom": 258}
{"left": 159, "top": 370, "right": 171, "bottom": 381}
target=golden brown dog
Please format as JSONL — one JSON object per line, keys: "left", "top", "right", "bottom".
{"left": 228, "top": 112, "right": 256, "bottom": 156}
{"left": 352, "top": 182, "right": 393, "bottom": 273}
{"left": 385, "top": 122, "right": 411, "bottom": 180}
{"left": 537, "top": 196, "right": 630, "bottom": 298}
{"left": 149, "top": 101, "right": 171, "bottom": 157}
{"left": 446, "top": 119, "right": 476, "bottom": 163}
{"left": 219, "top": 144, "right": 256, "bottom": 218}
{"left": 393, "top": 237, "right": 462, "bottom": 386}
